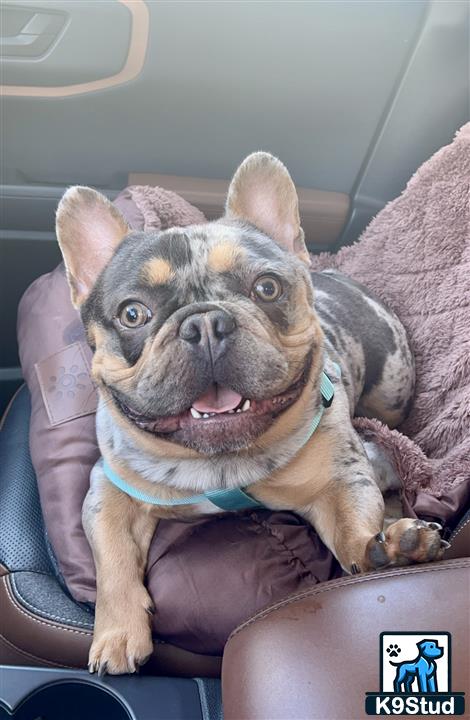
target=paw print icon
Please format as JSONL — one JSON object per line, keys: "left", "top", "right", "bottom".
{"left": 48, "top": 365, "right": 88, "bottom": 400}
{"left": 386, "top": 644, "right": 401, "bottom": 658}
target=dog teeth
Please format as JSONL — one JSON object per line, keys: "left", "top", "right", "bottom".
{"left": 191, "top": 404, "right": 250, "bottom": 418}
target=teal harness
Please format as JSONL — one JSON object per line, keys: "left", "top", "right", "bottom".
{"left": 102, "top": 369, "right": 337, "bottom": 511}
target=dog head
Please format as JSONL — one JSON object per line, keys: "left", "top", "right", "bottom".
{"left": 56, "top": 153, "right": 323, "bottom": 456}
{"left": 417, "top": 640, "right": 444, "bottom": 660}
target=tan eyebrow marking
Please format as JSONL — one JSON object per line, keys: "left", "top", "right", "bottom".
{"left": 142, "top": 257, "right": 174, "bottom": 285}
{"left": 207, "top": 241, "right": 244, "bottom": 273}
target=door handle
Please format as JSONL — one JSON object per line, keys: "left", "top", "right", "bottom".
{"left": 1, "top": 10, "right": 66, "bottom": 58}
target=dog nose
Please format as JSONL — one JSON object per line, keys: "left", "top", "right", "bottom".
{"left": 179, "top": 310, "right": 236, "bottom": 354}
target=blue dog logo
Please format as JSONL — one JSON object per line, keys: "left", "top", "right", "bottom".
{"left": 365, "top": 632, "right": 465, "bottom": 715}
{"left": 390, "top": 639, "right": 443, "bottom": 693}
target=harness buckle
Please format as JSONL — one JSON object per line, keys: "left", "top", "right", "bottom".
{"left": 321, "top": 371, "right": 335, "bottom": 408}
{"left": 322, "top": 393, "right": 334, "bottom": 408}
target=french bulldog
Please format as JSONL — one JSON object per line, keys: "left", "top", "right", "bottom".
{"left": 56, "top": 152, "right": 446, "bottom": 675}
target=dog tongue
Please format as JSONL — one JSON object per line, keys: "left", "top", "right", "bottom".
{"left": 192, "top": 385, "right": 243, "bottom": 414}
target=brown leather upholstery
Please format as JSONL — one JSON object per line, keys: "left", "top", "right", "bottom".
{"left": 444, "top": 510, "right": 470, "bottom": 560}
{"left": 0, "top": 573, "right": 221, "bottom": 677}
{"left": 222, "top": 559, "right": 470, "bottom": 720}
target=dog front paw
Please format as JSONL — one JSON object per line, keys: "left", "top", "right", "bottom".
{"left": 365, "top": 518, "right": 449, "bottom": 570}
{"left": 88, "top": 622, "right": 153, "bottom": 675}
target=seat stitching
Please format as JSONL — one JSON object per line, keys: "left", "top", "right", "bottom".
{"left": 0, "top": 383, "right": 26, "bottom": 431}
{"left": 228, "top": 560, "right": 470, "bottom": 641}
{"left": 10, "top": 574, "right": 94, "bottom": 628}
{"left": 3, "top": 576, "right": 92, "bottom": 637}
{"left": 0, "top": 634, "right": 79, "bottom": 670}
{"left": 449, "top": 515, "right": 470, "bottom": 542}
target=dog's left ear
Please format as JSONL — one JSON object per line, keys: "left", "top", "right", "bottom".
{"left": 226, "top": 152, "right": 310, "bottom": 265}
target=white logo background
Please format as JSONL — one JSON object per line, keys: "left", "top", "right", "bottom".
{"left": 381, "top": 633, "right": 449, "bottom": 693}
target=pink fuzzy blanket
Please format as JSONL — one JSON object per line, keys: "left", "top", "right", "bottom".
{"left": 311, "top": 123, "right": 470, "bottom": 522}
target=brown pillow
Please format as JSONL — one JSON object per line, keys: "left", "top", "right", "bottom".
{"left": 17, "top": 186, "right": 339, "bottom": 654}
{"left": 18, "top": 263, "right": 99, "bottom": 601}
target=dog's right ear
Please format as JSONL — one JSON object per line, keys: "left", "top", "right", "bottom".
{"left": 56, "top": 186, "right": 129, "bottom": 307}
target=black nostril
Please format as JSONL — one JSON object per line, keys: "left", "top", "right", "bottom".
{"left": 179, "top": 317, "right": 202, "bottom": 344}
{"left": 212, "top": 311, "right": 236, "bottom": 339}
{"left": 179, "top": 310, "right": 236, "bottom": 345}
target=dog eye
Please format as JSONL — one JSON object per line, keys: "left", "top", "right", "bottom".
{"left": 252, "top": 275, "right": 282, "bottom": 302}
{"left": 118, "top": 302, "right": 152, "bottom": 329}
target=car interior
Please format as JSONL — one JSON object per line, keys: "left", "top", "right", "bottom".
{"left": 1, "top": 1, "right": 469, "bottom": 719}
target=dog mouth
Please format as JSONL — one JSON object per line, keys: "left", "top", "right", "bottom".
{"left": 112, "top": 367, "right": 309, "bottom": 452}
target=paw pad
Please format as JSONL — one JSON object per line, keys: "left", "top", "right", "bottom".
{"left": 386, "top": 643, "right": 401, "bottom": 658}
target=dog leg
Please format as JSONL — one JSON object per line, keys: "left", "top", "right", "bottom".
{"left": 83, "top": 466, "right": 158, "bottom": 675}
{"left": 304, "top": 471, "right": 385, "bottom": 574}
{"left": 304, "top": 463, "right": 446, "bottom": 573}
{"left": 405, "top": 676, "right": 415, "bottom": 693}
{"left": 393, "top": 674, "right": 402, "bottom": 694}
